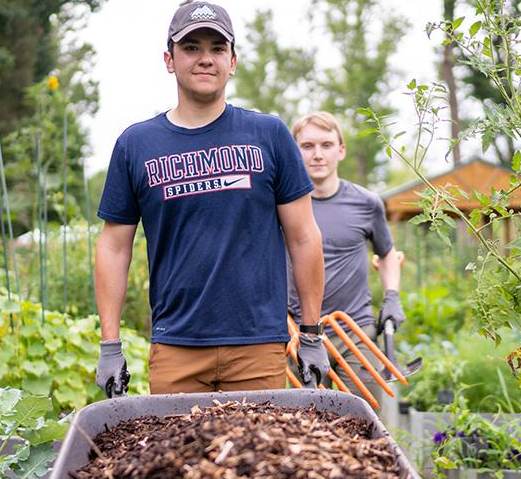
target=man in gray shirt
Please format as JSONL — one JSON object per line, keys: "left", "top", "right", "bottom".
{"left": 288, "top": 111, "right": 405, "bottom": 401}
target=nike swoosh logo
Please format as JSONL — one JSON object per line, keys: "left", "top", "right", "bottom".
{"left": 223, "top": 178, "right": 244, "bottom": 187}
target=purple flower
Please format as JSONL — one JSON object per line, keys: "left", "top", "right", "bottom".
{"left": 433, "top": 431, "right": 448, "bottom": 444}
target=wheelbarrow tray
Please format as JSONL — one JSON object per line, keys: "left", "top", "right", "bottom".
{"left": 51, "top": 389, "right": 420, "bottom": 479}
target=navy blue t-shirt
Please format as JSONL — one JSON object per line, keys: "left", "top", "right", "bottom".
{"left": 98, "top": 104, "right": 313, "bottom": 346}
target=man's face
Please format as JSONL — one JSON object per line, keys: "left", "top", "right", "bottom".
{"left": 164, "top": 28, "right": 237, "bottom": 103}
{"left": 295, "top": 123, "right": 345, "bottom": 183}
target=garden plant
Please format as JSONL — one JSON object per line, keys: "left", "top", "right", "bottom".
{"left": 362, "top": 0, "right": 521, "bottom": 362}
{"left": 0, "top": 387, "right": 69, "bottom": 478}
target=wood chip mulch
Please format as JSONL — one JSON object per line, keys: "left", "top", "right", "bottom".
{"left": 69, "top": 399, "right": 407, "bottom": 478}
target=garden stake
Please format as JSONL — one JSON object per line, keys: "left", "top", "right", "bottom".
{"left": 36, "top": 133, "right": 45, "bottom": 324}
{"left": 0, "top": 132, "right": 20, "bottom": 300}
{"left": 82, "top": 160, "right": 97, "bottom": 314}
{"left": 62, "top": 110, "right": 68, "bottom": 312}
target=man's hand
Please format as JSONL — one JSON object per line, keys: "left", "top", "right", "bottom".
{"left": 96, "top": 340, "right": 130, "bottom": 397}
{"left": 297, "top": 335, "right": 330, "bottom": 387}
{"left": 377, "top": 289, "right": 405, "bottom": 335}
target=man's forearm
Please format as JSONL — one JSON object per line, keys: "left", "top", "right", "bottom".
{"left": 95, "top": 233, "right": 134, "bottom": 341}
{"left": 288, "top": 231, "right": 324, "bottom": 326}
{"left": 378, "top": 247, "right": 401, "bottom": 291}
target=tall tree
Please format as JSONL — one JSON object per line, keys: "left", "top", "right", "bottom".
{"left": 232, "top": 9, "right": 316, "bottom": 125}
{"left": 312, "top": 0, "right": 408, "bottom": 186}
{"left": 442, "top": 0, "right": 462, "bottom": 164}
{"left": 0, "top": 0, "right": 105, "bottom": 134}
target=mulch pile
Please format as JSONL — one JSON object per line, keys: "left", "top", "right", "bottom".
{"left": 69, "top": 399, "right": 406, "bottom": 478}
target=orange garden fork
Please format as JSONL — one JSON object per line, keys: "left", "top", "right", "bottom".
{"left": 285, "top": 252, "right": 416, "bottom": 410}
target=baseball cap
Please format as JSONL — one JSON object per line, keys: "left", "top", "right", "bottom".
{"left": 167, "top": 2, "right": 235, "bottom": 46}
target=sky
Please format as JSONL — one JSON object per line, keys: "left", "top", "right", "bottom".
{"left": 78, "top": 0, "right": 445, "bottom": 176}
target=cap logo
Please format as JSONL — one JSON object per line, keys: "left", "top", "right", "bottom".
{"left": 190, "top": 5, "right": 217, "bottom": 20}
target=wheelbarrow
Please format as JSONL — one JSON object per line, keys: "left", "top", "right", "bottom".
{"left": 50, "top": 389, "right": 420, "bottom": 478}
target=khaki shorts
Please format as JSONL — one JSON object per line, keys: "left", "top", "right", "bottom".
{"left": 149, "top": 342, "right": 287, "bottom": 394}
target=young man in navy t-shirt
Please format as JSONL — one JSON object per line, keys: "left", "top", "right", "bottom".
{"left": 95, "top": 2, "right": 329, "bottom": 396}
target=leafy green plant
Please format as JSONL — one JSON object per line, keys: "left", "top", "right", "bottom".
{"left": 400, "top": 340, "right": 465, "bottom": 412}
{"left": 401, "top": 331, "right": 521, "bottom": 412}
{"left": 359, "top": 0, "right": 521, "bottom": 353}
{"left": 400, "top": 286, "right": 464, "bottom": 342}
{"left": 432, "top": 396, "right": 521, "bottom": 476}
{"left": 0, "top": 295, "right": 149, "bottom": 413}
{"left": 2, "top": 220, "right": 152, "bottom": 336}
{"left": 0, "top": 387, "right": 69, "bottom": 478}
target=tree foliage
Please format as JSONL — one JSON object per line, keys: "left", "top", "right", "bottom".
{"left": 311, "top": 0, "right": 409, "bottom": 185}
{"left": 0, "top": 4, "right": 102, "bottom": 234}
{"left": 0, "top": 0, "right": 105, "bottom": 134}
{"left": 232, "top": 9, "right": 316, "bottom": 125}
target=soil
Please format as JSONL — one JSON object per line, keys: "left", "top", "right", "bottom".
{"left": 69, "top": 400, "right": 406, "bottom": 478}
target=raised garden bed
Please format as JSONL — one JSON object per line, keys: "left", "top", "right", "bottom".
{"left": 51, "top": 389, "right": 420, "bottom": 478}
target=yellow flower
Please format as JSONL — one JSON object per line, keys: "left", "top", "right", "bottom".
{"left": 47, "top": 76, "right": 59, "bottom": 91}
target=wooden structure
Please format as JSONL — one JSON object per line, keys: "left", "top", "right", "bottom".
{"left": 380, "top": 159, "right": 521, "bottom": 289}
{"left": 381, "top": 158, "right": 521, "bottom": 225}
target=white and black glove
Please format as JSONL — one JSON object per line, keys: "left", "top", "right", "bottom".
{"left": 377, "top": 289, "right": 405, "bottom": 335}
{"left": 96, "top": 340, "right": 130, "bottom": 398}
{"left": 297, "top": 335, "right": 330, "bottom": 388}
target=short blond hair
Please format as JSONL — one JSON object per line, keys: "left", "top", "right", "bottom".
{"left": 292, "top": 112, "right": 345, "bottom": 146}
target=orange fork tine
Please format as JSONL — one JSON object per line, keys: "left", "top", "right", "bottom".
{"left": 324, "top": 315, "right": 394, "bottom": 397}
{"left": 328, "top": 368, "right": 351, "bottom": 393}
{"left": 331, "top": 311, "right": 409, "bottom": 386}
{"left": 286, "top": 365, "right": 302, "bottom": 388}
{"left": 322, "top": 334, "right": 380, "bottom": 409}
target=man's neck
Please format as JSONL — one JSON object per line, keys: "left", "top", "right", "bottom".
{"left": 312, "top": 175, "right": 340, "bottom": 199}
{"left": 167, "top": 99, "right": 226, "bottom": 129}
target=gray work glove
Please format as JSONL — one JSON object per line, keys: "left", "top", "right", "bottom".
{"left": 96, "top": 340, "right": 130, "bottom": 398}
{"left": 297, "top": 335, "right": 330, "bottom": 388}
{"left": 377, "top": 289, "right": 405, "bottom": 335}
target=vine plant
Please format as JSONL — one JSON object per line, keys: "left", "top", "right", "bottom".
{"left": 360, "top": 0, "right": 521, "bottom": 372}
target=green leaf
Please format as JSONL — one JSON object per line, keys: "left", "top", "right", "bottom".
{"left": 469, "top": 208, "right": 482, "bottom": 228}
{"left": 513, "top": 150, "right": 521, "bottom": 172}
{"left": 472, "top": 191, "right": 491, "bottom": 206}
{"left": 7, "top": 396, "right": 52, "bottom": 429}
{"left": 393, "top": 131, "right": 406, "bottom": 139}
{"left": 359, "top": 127, "right": 377, "bottom": 137}
{"left": 470, "top": 21, "right": 482, "bottom": 37}
{"left": 24, "top": 421, "right": 69, "bottom": 446}
{"left": 0, "top": 388, "right": 22, "bottom": 415}
{"left": 21, "top": 376, "right": 53, "bottom": 397}
{"left": 385, "top": 146, "right": 392, "bottom": 158}
{"left": 355, "top": 107, "right": 372, "bottom": 117}
{"left": 439, "top": 214, "right": 457, "bottom": 228}
{"left": 27, "top": 342, "right": 46, "bottom": 358}
{"left": 21, "top": 361, "right": 49, "bottom": 377}
{"left": 407, "top": 79, "right": 416, "bottom": 90}
{"left": 409, "top": 214, "right": 430, "bottom": 225}
{"left": 11, "top": 443, "right": 55, "bottom": 478}
{"left": 0, "top": 299, "right": 21, "bottom": 314}
{"left": 452, "top": 16, "right": 465, "bottom": 30}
